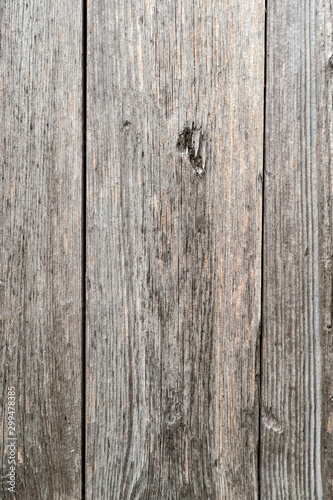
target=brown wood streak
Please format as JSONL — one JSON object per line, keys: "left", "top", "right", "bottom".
{"left": 87, "top": 0, "right": 264, "bottom": 498}
{"left": 0, "top": 2, "right": 82, "bottom": 498}
{"left": 262, "top": 0, "right": 333, "bottom": 497}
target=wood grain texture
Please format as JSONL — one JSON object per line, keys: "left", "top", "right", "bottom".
{"left": 86, "top": 1, "right": 264, "bottom": 498}
{"left": 0, "top": 2, "right": 82, "bottom": 498}
{"left": 261, "top": 0, "right": 333, "bottom": 497}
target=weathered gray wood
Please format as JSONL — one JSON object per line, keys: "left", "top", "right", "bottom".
{"left": 86, "top": 1, "right": 264, "bottom": 498}
{"left": 261, "top": 0, "right": 333, "bottom": 497}
{"left": 0, "top": 2, "right": 82, "bottom": 498}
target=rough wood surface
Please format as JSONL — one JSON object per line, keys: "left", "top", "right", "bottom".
{"left": 86, "top": 1, "right": 264, "bottom": 498}
{"left": 0, "top": 2, "right": 82, "bottom": 498}
{"left": 261, "top": 0, "right": 333, "bottom": 498}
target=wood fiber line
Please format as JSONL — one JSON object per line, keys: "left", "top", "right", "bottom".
{"left": 87, "top": 0, "right": 265, "bottom": 498}
{"left": 0, "top": 2, "right": 83, "bottom": 498}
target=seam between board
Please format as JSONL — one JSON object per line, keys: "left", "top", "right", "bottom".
{"left": 258, "top": 1, "right": 268, "bottom": 498}
{"left": 82, "top": 0, "right": 87, "bottom": 497}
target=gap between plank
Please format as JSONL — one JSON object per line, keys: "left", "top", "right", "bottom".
{"left": 82, "top": 0, "right": 88, "bottom": 497}
{"left": 258, "top": 1, "right": 268, "bottom": 498}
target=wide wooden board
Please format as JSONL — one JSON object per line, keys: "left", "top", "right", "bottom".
{"left": 87, "top": 1, "right": 264, "bottom": 498}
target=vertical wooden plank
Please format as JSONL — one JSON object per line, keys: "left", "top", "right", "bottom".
{"left": 0, "top": 2, "right": 82, "bottom": 498}
{"left": 87, "top": 1, "right": 264, "bottom": 498}
{"left": 262, "top": 0, "right": 333, "bottom": 497}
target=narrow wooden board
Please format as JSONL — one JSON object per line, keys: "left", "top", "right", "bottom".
{"left": 87, "top": 1, "right": 264, "bottom": 497}
{"left": 0, "top": 3, "right": 82, "bottom": 498}
{"left": 261, "top": 0, "right": 333, "bottom": 497}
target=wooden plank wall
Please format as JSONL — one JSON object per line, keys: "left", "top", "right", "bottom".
{"left": 0, "top": 2, "right": 83, "bottom": 499}
{"left": 1, "top": 0, "right": 332, "bottom": 499}
{"left": 261, "top": 1, "right": 333, "bottom": 498}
